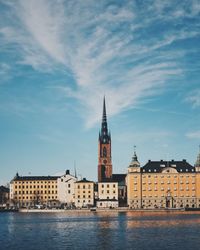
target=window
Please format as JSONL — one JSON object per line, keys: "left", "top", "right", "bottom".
{"left": 68, "top": 190, "right": 70, "bottom": 194}
{"left": 103, "top": 147, "right": 107, "bottom": 157}
{"left": 68, "top": 184, "right": 70, "bottom": 188}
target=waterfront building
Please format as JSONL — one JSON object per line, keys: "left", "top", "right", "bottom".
{"left": 10, "top": 173, "right": 59, "bottom": 208}
{"left": 57, "top": 170, "right": 77, "bottom": 207}
{"left": 112, "top": 174, "right": 127, "bottom": 206}
{"left": 96, "top": 181, "right": 118, "bottom": 208}
{"left": 74, "top": 178, "right": 94, "bottom": 208}
{"left": 127, "top": 149, "right": 200, "bottom": 209}
{"left": 0, "top": 186, "right": 9, "bottom": 206}
{"left": 98, "top": 97, "right": 112, "bottom": 182}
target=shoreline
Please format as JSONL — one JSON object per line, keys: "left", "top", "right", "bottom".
{"left": 17, "top": 208, "right": 200, "bottom": 213}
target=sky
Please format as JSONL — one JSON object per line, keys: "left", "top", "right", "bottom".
{"left": 0, "top": 0, "right": 200, "bottom": 185}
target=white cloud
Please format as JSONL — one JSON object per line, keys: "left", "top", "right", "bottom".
{"left": 0, "top": 0, "right": 200, "bottom": 127}
{"left": 186, "top": 131, "right": 200, "bottom": 139}
{"left": 186, "top": 89, "right": 200, "bottom": 108}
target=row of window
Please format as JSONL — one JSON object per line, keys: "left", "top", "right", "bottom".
{"left": 140, "top": 181, "right": 195, "bottom": 184}
{"left": 77, "top": 195, "right": 92, "bottom": 198}
{"left": 101, "top": 190, "right": 116, "bottom": 194}
{"left": 142, "top": 169, "right": 194, "bottom": 173}
{"left": 77, "top": 190, "right": 91, "bottom": 194}
{"left": 141, "top": 187, "right": 195, "bottom": 191}
{"left": 77, "top": 185, "right": 92, "bottom": 189}
{"left": 14, "top": 181, "right": 56, "bottom": 184}
{"left": 131, "top": 199, "right": 196, "bottom": 203}
{"left": 100, "top": 184, "right": 116, "bottom": 188}
{"left": 16, "top": 196, "right": 57, "bottom": 200}
{"left": 141, "top": 175, "right": 196, "bottom": 178}
{"left": 15, "top": 190, "right": 57, "bottom": 195}
{"left": 77, "top": 200, "right": 92, "bottom": 203}
{"left": 140, "top": 194, "right": 195, "bottom": 198}
{"left": 14, "top": 185, "right": 57, "bottom": 189}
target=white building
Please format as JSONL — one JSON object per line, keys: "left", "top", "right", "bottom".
{"left": 57, "top": 170, "right": 77, "bottom": 207}
{"left": 97, "top": 182, "right": 118, "bottom": 208}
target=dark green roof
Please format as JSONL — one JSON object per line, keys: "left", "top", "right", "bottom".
{"left": 142, "top": 160, "right": 195, "bottom": 173}
{"left": 11, "top": 175, "right": 60, "bottom": 182}
{"left": 76, "top": 178, "right": 93, "bottom": 183}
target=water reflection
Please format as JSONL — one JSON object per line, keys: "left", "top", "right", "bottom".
{"left": 1, "top": 211, "right": 200, "bottom": 250}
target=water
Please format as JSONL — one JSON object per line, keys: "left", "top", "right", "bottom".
{"left": 0, "top": 211, "right": 200, "bottom": 250}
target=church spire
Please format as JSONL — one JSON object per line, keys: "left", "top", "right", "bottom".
{"left": 195, "top": 145, "right": 200, "bottom": 167}
{"left": 98, "top": 97, "right": 112, "bottom": 182}
{"left": 99, "top": 96, "right": 110, "bottom": 144}
{"left": 102, "top": 95, "right": 107, "bottom": 123}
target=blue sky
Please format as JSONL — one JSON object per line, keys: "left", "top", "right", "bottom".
{"left": 0, "top": 0, "right": 200, "bottom": 185}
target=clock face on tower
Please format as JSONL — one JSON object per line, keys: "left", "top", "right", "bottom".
{"left": 103, "top": 159, "right": 107, "bottom": 164}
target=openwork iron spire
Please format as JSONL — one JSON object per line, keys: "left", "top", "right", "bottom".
{"left": 99, "top": 96, "right": 110, "bottom": 144}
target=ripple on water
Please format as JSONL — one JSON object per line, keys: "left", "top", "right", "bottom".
{"left": 1, "top": 211, "right": 200, "bottom": 250}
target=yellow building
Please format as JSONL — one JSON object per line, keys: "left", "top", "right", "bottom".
{"left": 10, "top": 173, "right": 59, "bottom": 208}
{"left": 127, "top": 149, "right": 200, "bottom": 209}
{"left": 74, "top": 178, "right": 94, "bottom": 208}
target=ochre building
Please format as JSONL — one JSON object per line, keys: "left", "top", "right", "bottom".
{"left": 10, "top": 173, "right": 59, "bottom": 208}
{"left": 74, "top": 178, "right": 94, "bottom": 208}
{"left": 127, "top": 149, "right": 200, "bottom": 209}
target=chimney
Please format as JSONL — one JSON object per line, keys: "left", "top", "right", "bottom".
{"left": 66, "top": 170, "right": 70, "bottom": 175}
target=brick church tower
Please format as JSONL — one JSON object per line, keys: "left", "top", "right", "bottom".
{"left": 98, "top": 97, "right": 112, "bottom": 182}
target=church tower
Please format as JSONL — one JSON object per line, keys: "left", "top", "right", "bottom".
{"left": 98, "top": 97, "right": 112, "bottom": 182}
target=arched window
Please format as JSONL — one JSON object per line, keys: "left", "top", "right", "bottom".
{"left": 103, "top": 147, "right": 107, "bottom": 157}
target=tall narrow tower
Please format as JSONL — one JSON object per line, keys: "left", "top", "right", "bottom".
{"left": 98, "top": 97, "right": 112, "bottom": 182}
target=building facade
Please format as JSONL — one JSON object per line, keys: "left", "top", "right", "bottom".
{"left": 10, "top": 173, "right": 59, "bottom": 208}
{"left": 57, "top": 170, "right": 77, "bottom": 207}
{"left": 112, "top": 174, "right": 127, "bottom": 206}
{"left": 127, "top": 150, "right": 200, "bottom": 209}
{"left": 98, "top": 97, "right": 112, "bottom": 182}
{"left": 0, "top": 186, "right": 9, "bottom": 206}
{"left": 97, "top": 181, "right": 118, "bottom": 208}
{"left": 74, "top": 178, "right": 94, "bottom": 208}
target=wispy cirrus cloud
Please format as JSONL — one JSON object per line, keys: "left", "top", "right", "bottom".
{"left": 186, "top": 89, "right": 200, "bottom": 108}
{"left": 186, "top": 131, "right": 200, "bottom": 139}
{"left": 0, "top": 0, "right": 200, "bottom": 127}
